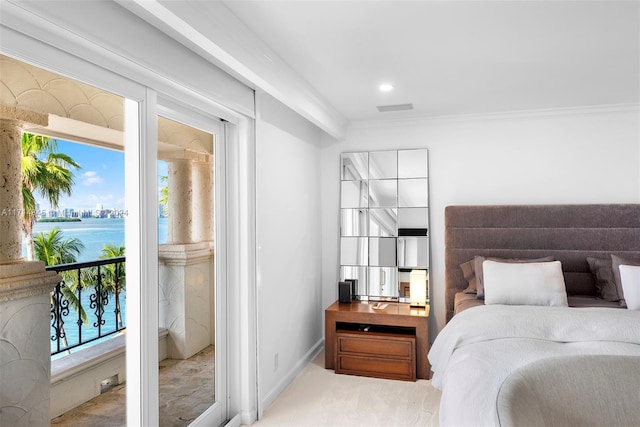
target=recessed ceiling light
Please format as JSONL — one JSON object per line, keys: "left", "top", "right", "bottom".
{"left": 378, "top": 83, "right": 394, "bottom": 92}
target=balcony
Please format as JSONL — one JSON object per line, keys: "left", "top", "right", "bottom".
{"left": 46, "top": 257, "right": 215, "bottom": 424}
{"left": 48, "top": 257, "right": 126, "bottom": 357}
{"left": 51, "top": 343, "right": 214, "bottom": 426}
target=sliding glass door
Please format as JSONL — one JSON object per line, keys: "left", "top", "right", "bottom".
{"left": 155, "top": 101, "right": 226, "bottom": 425}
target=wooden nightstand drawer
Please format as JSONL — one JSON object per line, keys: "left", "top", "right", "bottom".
{"left": 337, "top": 354, "right": 415, "bottom": 381}
{"left": 335, "top": 329, "right": 416, "bottom": 381}
{"left": 337, "top": 331, "right": 414, "bottom": 359}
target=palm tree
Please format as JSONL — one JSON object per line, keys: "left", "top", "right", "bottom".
{"left": 22, "top": 132, "right": 81, "bottom": 260}
{"left": 159, "top": 174, "right": 169, "bottom": 217}
{"left": 34, "top": 227, "right": 85, "bottom": 266}
{"left": 99, "top": 244, "right": 126, "bottom": 329}
{"left": 34, "top": 227, "right": 86, "bottom": 349}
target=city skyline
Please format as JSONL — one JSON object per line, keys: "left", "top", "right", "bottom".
{"left": 35, "top": 203, "right": 165, "bottom": 219}
{"left": 33, "top": 139, "right": 167, "bottom": 213}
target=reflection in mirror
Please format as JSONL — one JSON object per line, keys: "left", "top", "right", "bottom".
{"left": 340, "top": 266, "right": 368, "bottom": 295}
{"left": 341, "top": 209, "right": 368, "bottom": 236}
{"left": 341, "top": 152, "right": 368, "bottom": 180}
{"left": 339, "top": 149, "right": 430, "bottom": 300}
{"left": 341, "top": 181, "right": 368, "bottom": 208}
{"left": 398, "top": 149, "right": 428, "bottom": 178}
{"left": 368, "top": 267, "right": 398, "bottom": 297}
{"left": 369, "top": 237, "right": 397, "bottom": 267}
{"left": 369, "top": 180, "right": 397, "bottom": 207}
{"left": 369, "top": 150, "right": 397, "bottom": 179}
{"left": 399, "top": 270, "right": 412, "bottom": 297}
{"left": 398, "top": 178, "right": 428, "bottom": 207}
{"left": 340, "top": 237, "right": 368, "bottom": 266}
{"left": 397, "top": 208, "right": 429, "bottom": 235}
{"left": 369, "top": 208, "right": 397, "bottom": 237}
{"left": 157, "top": 116, "right": 216, "bottom": 423}
{"left": 398, "top": 237, "right": 429, "bottom": 268}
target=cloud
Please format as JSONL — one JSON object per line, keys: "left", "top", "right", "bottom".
{"left": 82, "top": 171, "right": 104, "bottom": 186}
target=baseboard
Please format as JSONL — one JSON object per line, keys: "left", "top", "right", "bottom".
{"left": 240, "top": 408, "right": 258, "bottom": 426}
{"left": 225, "top": 413, "right": 242, "bottom": 427}
{"left": 259, "top": 338, "right": 324, "bottom": 417}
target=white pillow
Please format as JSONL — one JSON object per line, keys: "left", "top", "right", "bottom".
{"left": 619, "top": 265, "right": 640, "bottom": 310}
{"left": 483, "top": 260, "right": 568, "bottom": 306}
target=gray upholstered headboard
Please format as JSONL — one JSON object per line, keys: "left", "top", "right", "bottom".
{"left": 445, "top": 204, "right": 640, "bottom": 322}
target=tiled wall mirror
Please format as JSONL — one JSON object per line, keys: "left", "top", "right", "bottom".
{"left": 339, "top": 149, "right": 430, "bottom": 304}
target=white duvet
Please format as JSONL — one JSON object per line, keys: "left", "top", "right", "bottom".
{"left": 428, "top": 305, "right": 640, "bottom": 427}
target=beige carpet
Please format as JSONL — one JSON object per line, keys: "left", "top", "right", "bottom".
{"left": 248, "top": 350, "right": 441, "bottom": 426}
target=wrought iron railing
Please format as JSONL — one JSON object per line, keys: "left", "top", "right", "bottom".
{"left": 47, "top": 257, "right": 126, "bottom": 355}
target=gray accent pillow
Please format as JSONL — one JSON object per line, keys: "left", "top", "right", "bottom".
{"left": 586, "top": 257, "right": 619, "bottom": 302}
{"left": 460, "top": 259, "right": 477, "bottom": 294}
{"left": 611, "top": 254, "right": 640, "bottom": 308}
{"left": 475, "top": 256, "right": 555, "bottom": 299}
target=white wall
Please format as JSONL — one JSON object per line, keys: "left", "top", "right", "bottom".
{"left": 321, "top": 107, "right": 640, "bottom": 337}
{"left": 255, "top": 92, "right": 324, "bottom": 413}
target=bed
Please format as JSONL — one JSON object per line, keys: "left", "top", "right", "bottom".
{"left": 428, "top": 204, "right": 640, "bottom": 426}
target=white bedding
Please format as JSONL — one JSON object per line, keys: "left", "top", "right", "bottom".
{"left": 428, "top": 305, "right": 640, "bottom": 426}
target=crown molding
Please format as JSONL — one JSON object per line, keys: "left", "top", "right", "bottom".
{"left": 348, "top": 103, "right": 640, "bottom": 131}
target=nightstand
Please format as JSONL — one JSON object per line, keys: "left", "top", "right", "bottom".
{"left": 325, "top": 300, "right": 430, "bottom": 381}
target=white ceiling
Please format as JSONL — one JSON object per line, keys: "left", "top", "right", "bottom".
{"left": 222, "top": 0, "right": 639, "bottom": 123}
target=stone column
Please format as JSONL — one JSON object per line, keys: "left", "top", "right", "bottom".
{"left": 167, "top": 159, "right": 193, "bottom": 244}
{"left": 159, "top": 151, "right": 214, "bottom": 359}
{"left": 0, "top": 106, "right": 61, "bottom": 426}
{"left": 158, "top": 243, "right": 214, "bottom": 359}
{"left": 0, "top": 106, "right": 48, "bottom": 262}
{"left": 192, "top": 155, "right": 214, "bottom": 243}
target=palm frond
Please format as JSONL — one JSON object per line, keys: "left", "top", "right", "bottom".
{"left": 159, "top": 175, "right": 169, "bottom": 214}
{"left": 33, "top": 227, "right": 84, "bottom": 266}
{"left": 59, "top": 271, "right": 88, "bottom": 324}
{"left": 98, "top": 245, "right": 126, "bottom": 294}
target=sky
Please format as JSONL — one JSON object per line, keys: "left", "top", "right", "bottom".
{"left": 34, "top": 140, "right": 168, "bottom": 213}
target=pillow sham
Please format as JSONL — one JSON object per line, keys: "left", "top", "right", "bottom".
{"left": 475, "top": 256, "right": 555, "bottom": 299}
{"left": 460, "top": 259, "right": 477, "bottom": 294}
{"left": 483, "top": 260, "right": 568, "bottom": 306}
{"left": 619, "top": 265, "right": 640, "bottom": 310}
{"left": 611, "top": 254, "right": 640, "bottom": 307}
{"left": 586, "top": 257, "right": 620, "bottom": 301}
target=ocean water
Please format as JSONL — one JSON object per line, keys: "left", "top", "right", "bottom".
{"left": 25, "top": 217, "right": 168, "bottom": 355}
{"left": 27, "top": 217, "right": 168, "bottom": 261}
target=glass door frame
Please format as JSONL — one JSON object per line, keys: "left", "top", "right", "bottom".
{"left": 1, "top": 14, "right": 255, "bottom": 425}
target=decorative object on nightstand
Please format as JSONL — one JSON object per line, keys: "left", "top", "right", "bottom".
{"left": 338, "top": 281, "right": 352, "bottom": 303}
{"left": 345, "top": 278, "right": 358, "bottom": 300}
{"left": 409, "top": 269, "right": 428, "bottom": 307}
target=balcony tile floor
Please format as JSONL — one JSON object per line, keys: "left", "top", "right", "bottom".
{"left": 51, "top": 345, "right": 215, "bottom": 427}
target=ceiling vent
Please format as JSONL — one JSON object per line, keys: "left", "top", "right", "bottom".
{"left": 376, "top": 103, "right": 414, "bottom": 113}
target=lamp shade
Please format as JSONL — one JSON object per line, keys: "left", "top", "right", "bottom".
{"left": 409, "top": 269, "right": 427, "bottom": 307}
